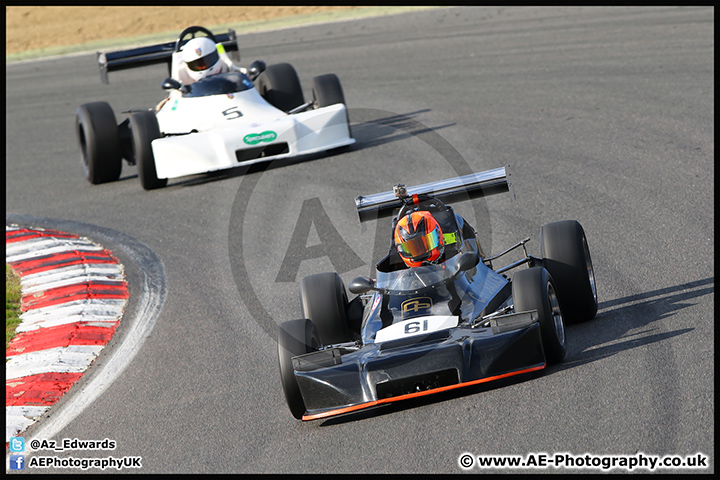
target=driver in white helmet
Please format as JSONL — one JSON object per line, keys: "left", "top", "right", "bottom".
{"left": 156, "top": 36, "right": 247, "bottom": 110}
{"left": 181, "top": 36, "right": 228, "bottom": 83}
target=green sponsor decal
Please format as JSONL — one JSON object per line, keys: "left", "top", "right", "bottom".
{"left": 243, "top": 131, "right": 277, "bottom": 145}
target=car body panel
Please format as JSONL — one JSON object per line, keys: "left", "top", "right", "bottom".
{"left": 151, "top": 73, "right": 353, "bottom": 179}
{"left": 297, "top": 316, "right": 545, "bottom": 420}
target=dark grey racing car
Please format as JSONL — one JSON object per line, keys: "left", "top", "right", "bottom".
{"left": 277, "top": 167, "right": 598, "bottom": 420}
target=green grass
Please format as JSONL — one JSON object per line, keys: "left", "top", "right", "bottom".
{"left": 6, "top": 264, "right": 23, "bottom": 349}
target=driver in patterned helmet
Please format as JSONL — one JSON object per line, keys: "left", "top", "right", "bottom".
{"left": 394, "top": 211, "right": 445, "bottom": 268}
{"left": 181, "top": 37, "right": 227, "bottom": 83}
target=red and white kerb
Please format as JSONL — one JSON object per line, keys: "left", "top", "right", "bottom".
{"left": 5, "top": 226, "right": 129, "bottom": 442}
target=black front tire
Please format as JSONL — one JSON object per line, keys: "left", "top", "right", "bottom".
{"left": 277, "top": 318, "right": 320, "bottom": 419}
{"left": 76, "top": 102, "right": 122, "bottom": 184}
{"left": 129, "top": 111, "right": 167, "bottom": 190}
{"left": 312, "top": 73, "right": 352, "bottom": 140}
{"left": 540, "top": 220, "right": 598, "bottom": 323}
{"left": 312, "top": 74, "right": 346, "bottom": 107}
{"left": 255, "top": 63, "right": 305, "bottom": 112}
{"left": 300, "top": 273, "right": 351, "bottom": 345}
{"left": 512, "top": 267, "right": 566, "bottom": 364}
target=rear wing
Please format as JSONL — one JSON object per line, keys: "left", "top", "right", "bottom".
{"left": 97, "top": 29, "right": 239, "bottom": 84}
{"left": 355, "top": 166, "right": 513, "bottom": 222}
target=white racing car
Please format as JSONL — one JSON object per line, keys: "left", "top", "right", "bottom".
{"left": 76, "top": 26, "right": 354, "bottom": 190}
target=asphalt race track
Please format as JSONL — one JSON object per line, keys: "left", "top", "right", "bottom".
{"left": 6, "top": 6, "right": 713, "bottom": 474}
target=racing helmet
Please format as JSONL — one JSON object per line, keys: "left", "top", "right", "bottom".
{"left": 394, "top": 211, "right": 445, "bottom": 267}
{"left": 182, "top": 37, "right": 222, "bottom": 82}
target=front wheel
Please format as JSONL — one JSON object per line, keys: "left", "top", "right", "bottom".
{"left": 300, "top": 272, "right": 352, "bottom": 345}
{"left": 312, "top": 73, "right": 352, "bottom": 141}
{"left": 129, "top": 111, "right": 167, "bottom": 190}
{"left": 512, "top": 267, "right": 566, "bottom": 364}
{"left": 312, "top": 74, "right": 346, "bottom": 107}
{"left": 277, "top": 318, "right": 320, "bottom": 419}
{"left": 540, "top": 220, "right": 597, "bottom": 323}
{"left": 76, "top": 102, "right": 122, "bottom": 184}
{"left": 255, "top": 63, "right": 305, "bottom": 113}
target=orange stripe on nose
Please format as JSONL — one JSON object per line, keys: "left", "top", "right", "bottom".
{"left": 301, "top": 364, "right": 546, "bottom": 421}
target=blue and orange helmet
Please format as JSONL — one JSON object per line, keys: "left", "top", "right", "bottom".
{"left": 394, "top": 211, "right": 444, "bottom": 267}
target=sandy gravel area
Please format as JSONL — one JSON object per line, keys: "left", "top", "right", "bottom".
{"left": 6, "top": 6, "right": 357, "bottom": 54}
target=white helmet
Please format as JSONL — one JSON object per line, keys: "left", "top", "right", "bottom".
{"left": 182, "top": 37, "right": 222, "bottom": 82}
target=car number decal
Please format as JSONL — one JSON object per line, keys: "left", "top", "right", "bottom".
{"left": 375, "top": 315, "right": 458, "bottom": 343}
{"left": 223, "top": 106, "right": 242, "bottom": 119}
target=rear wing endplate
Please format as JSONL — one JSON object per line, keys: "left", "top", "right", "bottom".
{"left": 355, "top": 166, "right": 513, "bottom": 222}
{"left": 97, "top": 29, "right": 239, "bottom": 84}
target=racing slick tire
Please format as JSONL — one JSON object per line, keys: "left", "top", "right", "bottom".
{"left": 300, "top": 272, "right": 352, "bottom": 345}
{"left": 312, "top": 74, "right": 346, "bottom": 107}
{"left": 512, "top": 267, "right": 566, "bottom": 364}
{"left": 129, "top": 111, "right": 167, "bottom": 190}
{"left": 277, "top": 318, "right": 320, "bottom": 419}
{"left": 76, "top": 102, "right": 122, "bottom": 184}
{"left": 255, "top": 63, "right": 305, "bottom": 113}
{"left": 312, "top": 73, "right": 352, "bottom": 140}
{"left": 540, "top": 220, "right": 598, "bottom": 324}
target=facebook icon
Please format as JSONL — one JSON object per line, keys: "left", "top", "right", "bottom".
{"left": 10, "top": 455, "right": 25, "bottom": 470}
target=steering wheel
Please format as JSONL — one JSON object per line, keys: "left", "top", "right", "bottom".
{"left": 174, "top": 26, "right": 217, "bottom": 52}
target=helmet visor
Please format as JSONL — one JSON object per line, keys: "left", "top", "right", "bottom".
{"left": 397, "top": 227, "right": 442, "bottom": 259}
{"left": 186, "top": 49, "right": 220, "bottom": 72}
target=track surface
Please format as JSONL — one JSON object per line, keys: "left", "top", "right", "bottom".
{"left": 6, "top": 7, "right": 713, "bottom": 474}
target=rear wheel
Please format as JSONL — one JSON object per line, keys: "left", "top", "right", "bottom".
{"left": 300, "top": 273, "right": 352, "bottom": 345}
{"left": 76, "top": 102, "right": 122, "bottom": 184}
{"left": 277, "top": 318, "right": 320, "bottom": 419}
{"left": 512, "top": 267, "right": 566, "bottom": 364}
{"left": 129, "top": 111, "right": 167, "bottom": 190}
{"left": 255, "top": 63, "right": 305, "bottom": 112}
{"left": 540, "top": 220, "right": 597, "bottom": 323}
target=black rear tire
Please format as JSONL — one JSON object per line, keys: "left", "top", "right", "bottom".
{"left": 129, "top": 111, "right": 167, "bottom": 190}
{"left": 540, "top": 220, "right": 598, "bottom": 323}
{"left": 300, "top": 272, "right": 351, "bottom": 345}
{"left": 277, "top": 318, "right": 320, "bottom": 419}
{"left": 76, "top": 102, "right": 122, "bottom": 184}
{"left": 255, "top": 63, "right": 305, "bottom": 112}
{"left": 512, "top": 267, "right": 566, "bottom": 364}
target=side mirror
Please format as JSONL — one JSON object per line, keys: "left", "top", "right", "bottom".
{"left": 248, "top": 60, "right": 266, "bottom": 80}
{"left": 161, "top": 78, "right": 182, "bottom": 91}
{"left": 348, "top": 276, "right": 376, "bottom": 295}
{"left": 454, "top": 252, "right": 479, "bottom": 276}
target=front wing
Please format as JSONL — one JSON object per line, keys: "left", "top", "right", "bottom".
{"left": 292, "top": 311, "right": 546, "bottom": 421}
{"left": 152, "top": 103, "right": 354, "bottom": 179}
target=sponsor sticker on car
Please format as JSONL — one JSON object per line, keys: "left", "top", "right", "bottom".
{"left": 244, "top": 131, "right": 277, "bottom": 145}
